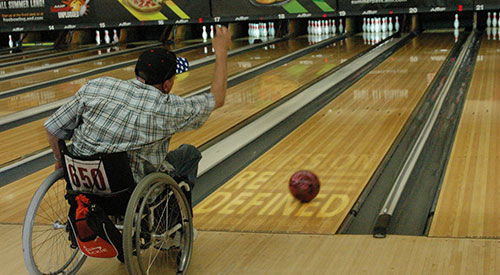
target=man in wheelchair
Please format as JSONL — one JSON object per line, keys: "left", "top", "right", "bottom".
{"left": 42, "top": 26, "right": 231, "bottom": 264}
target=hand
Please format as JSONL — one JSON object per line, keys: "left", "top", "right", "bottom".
{"left": 212, "top": 25, "right": 231, "bottom": 55}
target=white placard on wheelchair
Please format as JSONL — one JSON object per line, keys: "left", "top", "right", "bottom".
{"left": 64, "top": 155, "right": 112, "bottom": 193}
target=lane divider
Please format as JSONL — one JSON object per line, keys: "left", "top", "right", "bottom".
{"left": 372, "top": 32, "right": 475, "bottom": 239}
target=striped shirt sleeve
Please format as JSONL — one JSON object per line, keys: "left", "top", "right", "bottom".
{"left": 44, "top": 91, "right": 84, "bottom": 140}
{"left": 166, "top": 92, "right": 215, "bottom": 133}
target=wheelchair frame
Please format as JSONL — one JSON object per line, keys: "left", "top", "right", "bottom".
{"left": 22, "top": 146, "right": 194, "bottom": 275}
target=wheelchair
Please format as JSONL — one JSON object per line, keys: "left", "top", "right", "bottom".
{"left": 22, "top": 140, "right": 194, "bottom": 274}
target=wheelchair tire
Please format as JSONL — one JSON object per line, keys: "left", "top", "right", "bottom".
{"left": 22, "top": 169, "right": 86, "bottom": 275}
{"left": 123, "top": 173, "right": 193, "bottom": 275}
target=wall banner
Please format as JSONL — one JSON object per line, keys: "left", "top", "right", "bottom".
{"left": 0, "top": 0, "right": 211, "bottom": 32}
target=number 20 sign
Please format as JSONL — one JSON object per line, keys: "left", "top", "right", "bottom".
{"left": 64, "top": 156, "right": 112, "bottom": 194}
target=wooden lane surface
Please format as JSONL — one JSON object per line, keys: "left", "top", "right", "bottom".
{"left": 193, "top": 33, "right": 456, "bottom": 234}
{"left": 0, "top": 44, "right": 134, "bottom": 75}
{"left": 0, "top": 40, "right": 199, "bottom": 71}
{"left": 0, "top": 36, "right": 368, "bottom": 224}
{"left": 0, "top": 40, "right": 225, "bottom": 95}
{"left": 0, "top": 40, "right": 253, "bottom": 117}
{"left": 2, "top": 224, "right": 499, "bottom": 274}
{"left": 0, "top": 47, "right": 68, "bottom": 65}
{"left": 429, "top": 36, "right": 500, "bottom": 238}
{"left": 0, "top": 49, "right": 59, "bottom": 65}
{"left": 0, "top": 39, "right": 310, "bottom": 166}
{"left": 170, "top": 36, "right": 370, "bottom": 151}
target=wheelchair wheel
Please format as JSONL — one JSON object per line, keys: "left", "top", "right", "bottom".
{"left": 123, "top": 173, "right": 193, "bottom": 275}
{"left": 22, "top": 169, "right": 86, "bottom": 274}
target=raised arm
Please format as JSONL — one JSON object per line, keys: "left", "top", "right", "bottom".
{"left": 210, "top": 25, "right": 231, "bottom": 109}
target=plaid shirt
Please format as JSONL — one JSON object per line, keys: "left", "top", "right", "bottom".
{"left": 45, "top": 77, "right": 215, "bottom": 183}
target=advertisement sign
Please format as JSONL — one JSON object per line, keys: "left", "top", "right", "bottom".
{"left": 0, "top": 0, "right": 490, "bottom": 33}
{"left": 0, "top": 0, "right": 211, "bottom": 32}
{"left": 211, "top": 0, "right": 337, "bottom": 20}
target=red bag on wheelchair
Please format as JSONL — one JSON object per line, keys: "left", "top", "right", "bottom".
{"left": 67, "top": 194, "right": 123, "bottom": 259}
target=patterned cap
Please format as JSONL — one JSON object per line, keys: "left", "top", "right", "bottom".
{"left": 135, "top": 48, "right": 189, "bottom": 85}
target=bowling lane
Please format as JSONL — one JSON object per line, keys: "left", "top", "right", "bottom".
{"left": 0, "top": 40, "right": 200, "bottom": 72}
{"left": 0, "top": 38, "right": 309, "bottom": 166}
{"left": 0, "top": 43, "right": 148, "bottom": 75}
{"left": 0, "top": 49, "right": 58, "bottom": 65}
{"left": 168, "top": 36, "right": 371, "bottom": 151}
{"left": 0, "top": 40, "right": 209, "bottom": 93}
{"left": 429, "top": 34, "right": 500, "bottom": 238}
{"left": 193, "top": 32, "right": 456, "bottom": 234}
{"left": 0, "top": 35, "right": 371, "bottom": 224}
{"left": 0, "top": 39, "right": 253, "bottom": 117}
{"left": 0, "top": 47, "right": 63, "bottom": 65}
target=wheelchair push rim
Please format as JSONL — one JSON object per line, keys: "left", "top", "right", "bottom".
{"left": 123, "top": 173, "right": 193, "bottom": 275}
{"left": 22, "top": 169, "right": 86, "bottom": 275}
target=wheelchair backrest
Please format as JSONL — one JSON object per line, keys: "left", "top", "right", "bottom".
{"left": 58, "top": 140, "right": 135, "bottom": 196}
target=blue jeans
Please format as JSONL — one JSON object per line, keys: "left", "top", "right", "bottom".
{"left": 165, "top": 144, "right": 202, "bottom": 208}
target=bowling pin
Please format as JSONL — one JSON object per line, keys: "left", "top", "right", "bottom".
{"left": 202, "top": 26, "right": 208, "bottom": 41}
{"left": 95, "top": 30, "right": 101, "bottom": 45}
{"left": 454, "top": 14, "right": 459, "bottom": 29}
{"left": 104, "top": 30, "right": 110, "bottom": 44}
{"left": 113, "top": 29, "right": 119, "bottom": 43}
{"left": 493, "top": 12, "right": 498, "bottom": 28}
{"left": 331, "top": 19, "right": 336, "bottom": 35}
{"left": 269, "top": 22, "right": 275, "bottom": 37}
{"left": 210, "top": 25, "right": 214, "bottom": 39}
{"left": 487, "top": 12, "right": 492, "bottom": 27}
{"left": 8, "top": 35, "right": 13, "bottom": 48}
{"left": 339, "top": 19, "right": 344, "bottom": 34}
{"left": 394, "top": 16, "right": 400, "bottom": 32}
{"left": 388, "top": 17, "right": 393, "bottom": 32}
